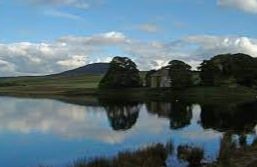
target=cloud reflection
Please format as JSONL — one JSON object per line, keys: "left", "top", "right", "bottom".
{"left": 0, "top": 97, "right": 240, "bottom": 145}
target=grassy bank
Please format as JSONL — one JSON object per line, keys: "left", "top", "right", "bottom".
{"left": 0, "top": 74, "right": 256, "bottom": 105}
{"left": 70, "top": 141, "right": 257, "bottom": 167}
{"left": 0, "top": 74, "right": 103, "bottom": 96}
{"left": 71, "top": 144, "right": 170, "bottom": 167}
{"left": 208, "top": 136, "right": 257, "bottom": 167}
{"left": 39, "top": 139, "right": 257, "bottom": 167}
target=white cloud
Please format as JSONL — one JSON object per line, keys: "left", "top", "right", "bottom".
{"left": 1, "top": 32, "right": 257, "bottom": 76}
{"left": 23, "top": 0, "right": 104, "bottom": 20}
{"left": 43, "top": 9, "right": 82, "bottom": 20}
{"left": 58, "top": 31, "right": 129, "bottom": 45}
{"left": 0, "top": 97, "right": 169, "bottom": 144}
{"left": 26, "top": 0, "right": 93, "bottom": 9}
{"left": 182, "top": 35, "right": 257, "bottom": 59}
{"left": 0, "top": 97, "right": 224, "bottom": 145}
{"left": 0, "top": 32, "right": 129, "bottom": 76}
{"left": 0, "top": 60, "right": 16, "bottom": 74}
{"left": 218, "top": 0, "right": 257, "bottom": 14}
{"left": 137, "top": 23, "right": 161, "bottom": 33}
{"left": 57, "top": 55, "right": 87, "bottom": 67}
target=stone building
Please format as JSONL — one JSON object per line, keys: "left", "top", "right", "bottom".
{"left": 150, "top": 66, "right": 171, "bottom": 88}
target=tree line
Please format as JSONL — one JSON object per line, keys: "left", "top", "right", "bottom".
{"left": 98, "top": 53, "right": 257, "bottom": 89}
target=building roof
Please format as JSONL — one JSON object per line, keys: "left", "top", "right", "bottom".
{"left": 151, "top": 66, "right": 170, "bottom": 77}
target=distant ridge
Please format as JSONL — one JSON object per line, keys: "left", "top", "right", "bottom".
{"left": 56, "top": 63, "right": 110, "bottom": 76}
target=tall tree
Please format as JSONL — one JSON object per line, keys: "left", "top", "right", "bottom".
{"left": 198, "top": 53, "right": 257, "bottom": 87}
{"left": 168, "top": 60, "right": 193, "bottom": 88}
{"left": 98, "top": 57, "right": 142, "bottom": 89}
{"left": 198, "top": 60, "right": 220, "bottom": 86}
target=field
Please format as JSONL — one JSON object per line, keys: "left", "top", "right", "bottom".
{"left": 0, "top": 74, "right": 103, "bottom": 96}
{"left": 0, "top": 73, "right": 256, "bottom": 106}
{"left": 0, "top": 71, "right": 148, "bottom": 96}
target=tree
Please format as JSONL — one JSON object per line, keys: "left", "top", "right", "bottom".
{"left": 198, "top": 53, "right": 257, "bottom": 87}
{"left": 168, "top": 60, "right": 193, "bottom": 88}
{"left": 198, "top": 60, "right": 220, "bottom": 86}
{"left": 98, "top": 57, "right": 142, "bottom": 89}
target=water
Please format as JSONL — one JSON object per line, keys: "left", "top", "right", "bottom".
{"left": 0, "top": 96, "right": 256, "bottom": 167}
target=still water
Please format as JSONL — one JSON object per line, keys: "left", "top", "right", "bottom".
{"left": 0, "top": 96, "right": 256, "bottom": 167}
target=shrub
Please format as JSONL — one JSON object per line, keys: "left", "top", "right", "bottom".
{"left": 177, "top": 145, "right": 204, "bottom": 167}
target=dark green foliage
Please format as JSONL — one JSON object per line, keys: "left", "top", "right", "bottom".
{"left": 146, "top": 101, "right": 192, "bottom": 130}
{"left": 0, "top": 82, "right": 21, "bottom": 87}
{"left": 73, "top": 158, "right": 111, "bottom": 167}
{"left": 177, "top": 145, "right": 204, "bottom": 167}
{"left": 168, "top": 60, "right": 193, "bottom": 88}
{"left": 216, "top": 133, "right": 236, "bottom": 167}
{"left": 98, "top": 57, "right": 142, "bottom": 89}
{"left": 169, "top": 102, "right": 192, "bottom": 129}
{"left": 198, "top": 60, "right": 220, "bottom": 86}
{"left": 200, "top": 101, "right": 257, "bottom": 133}
{"left": 198, "top": 53, "right": 257, "bottom": 87}
{"left": 72, "top": 144, "right": 170, "bottom": 167}
{"left": 103, "top": 102, "right": 140, "bottom": 131}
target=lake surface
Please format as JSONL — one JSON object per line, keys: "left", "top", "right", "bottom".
{"left": 0, "top": 96, "right": 256, "bottom": 167}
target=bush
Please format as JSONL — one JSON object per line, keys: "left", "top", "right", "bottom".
{"left": 177, "top": 145, "right": 204, "bottom": 166}
{"left": 72, "top": 143, "right": 171, "bottom": 167}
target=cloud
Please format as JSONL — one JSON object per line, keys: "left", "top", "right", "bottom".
{"left": 25, "top": 0, "right": 94, "bottom": 9}
{"left": 0, "top": 97, "right": 223, "bottom": 145}
{"left": 137, "top": 23, "right": 161, "bottom": 33}
{"left": 0, "top": 97, "right": 169, "bottom": 144}
{"left": 125, "top": 35, "right": 257, "bottom": 70}
{"left": 0, "top": 60, "right": 16, "bottom": 74}
{"left": 43, "top": 9, "right": 82, "bottom": 20}
{"left": 182, "top": 35, "right": 257, "bottom": 59}
{"left": 1, "top": 32, "right": 257, "bottom": 76}
{"left": 58, "top": 31, "right": 129, "bottom": 45}
{"left": 23, "top": 0, "right": 104, "bottom": 19}
{"left": 57, "top": 55, "right": 87, "bottom": 67}
{"left": 217, "top": 0, "right": 257, "bottom": 14}
{"left": 172, "top": 21, "right": 187, "bottom": 29}
{"left": 0, "top": 32, "right": 129, "bottom": 76}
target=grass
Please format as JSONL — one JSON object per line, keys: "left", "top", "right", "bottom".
{"left": 177, "top": 145, "right": 204, "bottom": 167}
{"left": 71, "top": 143, "right": 170, "bottom": 167}
{"left": 179, "top": 86, "right": 257, "bottom": 105}
{"left": 0, "top": 74, "right": 103, "bottom": 95}
{"left": 38, "top": 143, "right": 206, "bottom": 167}
{"left": 0, "top": 74, "right": 256, "bottom": 106}
{"left": 208, "top": 134, "right": 257, "bottom": 167}
{"left": 36, "top": 139, "right": 257, "bottom": 167}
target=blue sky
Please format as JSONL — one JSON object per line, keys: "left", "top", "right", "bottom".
{"left": 0, "top": 0, "right": 257, "bottom": 76}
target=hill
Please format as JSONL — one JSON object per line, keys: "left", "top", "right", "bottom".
{"left": 55, "top": 63, "right": 110, "bottom": 76}
{"left": 0, "top": 63, "right": 111, "bottom": 95}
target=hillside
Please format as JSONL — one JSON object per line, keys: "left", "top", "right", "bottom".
{"left": 55, "top": 63, "right": 110, "bottom": 76}
{"left": 0, "top": 63, "right": 111, "bottom": 95}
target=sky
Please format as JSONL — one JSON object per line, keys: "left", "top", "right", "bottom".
{"left": 0, "top": 0, "right": 257, "bottom": 76}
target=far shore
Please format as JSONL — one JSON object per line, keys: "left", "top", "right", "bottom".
{"left": 0, "top": 86, "right": 256, "bottom": 106}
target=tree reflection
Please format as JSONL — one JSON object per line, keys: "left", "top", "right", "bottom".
{"left": 99, "top": 99, "right": 141, "bottom": 131}
{"left": 200, "top": 101, "right": 257, "bottom": 133}
{"left": 146, "top": 101, "right": 192, "bottom": 129}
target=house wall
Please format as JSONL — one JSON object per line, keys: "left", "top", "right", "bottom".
{"left": 151, "top": 76, "right": 160, "bottom": 88}
{"left": 160, "top": 76, "right": 171, "bottom": 87}
{"left": 150, "top": 69, "right": 171, "bottom": 88}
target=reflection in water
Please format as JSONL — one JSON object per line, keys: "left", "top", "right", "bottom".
{"left": 0, "top": 96, "right": 256, "bottom": 167}
{"left": 101, "top": 101, "right": 140, "bottom": 131}
{"left": 201, "top": 101, "right": 257, "bottom": 133}
{"left": 146, "top": 101, "right": 192, "bottom": 129}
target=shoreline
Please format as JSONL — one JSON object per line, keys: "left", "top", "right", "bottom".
{"left": 0, "top": 86, "right": 256, "bottom": 105}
